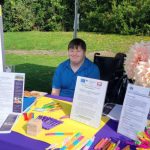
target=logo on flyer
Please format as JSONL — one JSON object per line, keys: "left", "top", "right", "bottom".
{"left": 80, "top": 79, "right": 85, "bottom": 83}
{"left": 97, "top": 82, "right": 102, "bottom": 86}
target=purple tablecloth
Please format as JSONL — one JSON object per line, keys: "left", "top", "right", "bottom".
{"left": 46, "top": 94, "right": 73, "bottom": 102}
{"left": 0, "top": 95, "right": 136, "bottom": 150}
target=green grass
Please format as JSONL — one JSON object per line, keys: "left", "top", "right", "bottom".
{"left": 4, "top": 31, "right": 150, "bottom": 92}
{"left": 6, "top": 54, "right": 67, "bottom": 93}
{"left": 4, "top": 31, "right": 150, "bottom": 52}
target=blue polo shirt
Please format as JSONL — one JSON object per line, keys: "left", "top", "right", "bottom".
{"left": 52, "top": 57, "right": 100, "bottom": 98}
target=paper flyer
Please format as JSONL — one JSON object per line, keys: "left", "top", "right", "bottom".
{"left": 0, "top": 72, "right": 25, "bottom": 133}
{"left": 70, "top": 76, "right": 108, "bottom": 128}
{"left": 117, "top": 83, "right": 150, "bottom": 140}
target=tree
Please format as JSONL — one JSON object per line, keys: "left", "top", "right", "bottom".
{"left": 3, "top": 0, "right": 34, "bottom": 31}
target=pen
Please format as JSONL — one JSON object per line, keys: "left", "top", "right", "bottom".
{"left": 102, "top": 140, "right": 111, "bottom": 150}
{"left": 97, "top": 138, "right": 109, "bottom": 149}
{"left": 60, "top": 132, "right": 81, "bottom": 150}
{"left": 94, "top": 138, "right": 105, "bottom": 150}
{"left": 45, "top": 132, "right": 74, "bottom": 136}
{"left": 107, "top": 143, "right": 116, "bottom": 150}
{"left": 82, "top": 136, "right": 95, "bottom": 150}
{"left": 67, "top": 135, "right": 84, "bottom": 150}
{"left": 77, "top": 138, "right": 89, "bottom": 150}
{"left": 114, "top": 140, "right": 120, "bottom": 150}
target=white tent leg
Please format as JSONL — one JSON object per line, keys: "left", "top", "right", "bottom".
{"left": 0, "top": 5, "right": 5, "bottom": 72}
{"left": 73, "top": 0, "right": 79, "bottom": 39}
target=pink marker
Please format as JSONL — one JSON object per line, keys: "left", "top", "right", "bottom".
{"left": 97, "top": 138, "right": 109, "bottom": 149}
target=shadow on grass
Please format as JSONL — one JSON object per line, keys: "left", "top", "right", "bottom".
{"left": 15, "top": 63, "right": 56, "bottom": 93}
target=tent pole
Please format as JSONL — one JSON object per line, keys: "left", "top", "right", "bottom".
{"left": 73, "top": 0, "right": 79, "bottom": 39}
{"left": 0, "top": 4, "right": 5, "bottom": 72}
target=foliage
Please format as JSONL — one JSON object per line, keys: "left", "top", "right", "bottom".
{"left": 3, "top": 0, "right": 34, "bottom": 31}
{"left": 2, "top": 0, "right": 150, "bottom": 35}
{"left": 31, "top": 0, "right": 65, "bottom": 31}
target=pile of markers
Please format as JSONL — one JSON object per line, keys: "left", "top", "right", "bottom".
{"left": 135, "top": 126, "right": 150, "bottom": 149}
{"left": 42, "top": 102, "right": 62, "bottom": 112}
{"left": 34, "top": 102, "right": 62, "bottom": 112}
{"left": 94, "top": 138, "right": 131, "bottom": 150}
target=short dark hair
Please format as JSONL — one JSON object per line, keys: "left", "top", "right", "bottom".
{"left": 68, "top": 38, "right": 86, "bottom": 51}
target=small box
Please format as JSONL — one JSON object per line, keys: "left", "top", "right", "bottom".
{"left": 27, "top": 119, "right": 42, "bottom": 136}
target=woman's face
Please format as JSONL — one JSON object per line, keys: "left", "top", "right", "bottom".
{"left": 68, "top": 46, "right": 86, "bottom": 65}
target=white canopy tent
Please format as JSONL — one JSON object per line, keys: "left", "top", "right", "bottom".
{"left": 0, "top": 0, "right": 79, "bottom": 71}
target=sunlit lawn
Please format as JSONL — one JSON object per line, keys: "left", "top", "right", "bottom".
{"left": 4, "top": 31, "right": 150, "bottom": 52}
{"left": 4, "top": 31, "right": 150, "bottom": 92}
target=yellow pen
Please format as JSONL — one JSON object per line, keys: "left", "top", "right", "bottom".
{"left": 107, "top": 143, "right": 116, "bottom": 150}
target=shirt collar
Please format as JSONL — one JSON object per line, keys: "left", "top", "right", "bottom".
{"left": 78, "top": 57, "right": 89, "bottom": 71}
{"left": 65, "top": 57, "right": 89, "bottom": 71}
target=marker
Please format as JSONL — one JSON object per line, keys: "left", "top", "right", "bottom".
{"left": 102, "top": 140, "right": 111, "bottom": 150}
{"left": 45, "top": 132, "right": 74, "bottom": 136}
{"left": 83, "top": 136, "right": 95, "bottom": 150}
{"left": 60, "top": 132, "right": 81, "bottom": 150}
{"left": 97, "top": 138, "right": 109, "bottom": 149}
{"left": 77, "top": 138, "right": 89, "bottom": 150}
{"left": 107, "top": 143, "right": 116, "bottom": 150}
{"left": 94, "top": 138, "right": 105, "bottom": 150}
{"left": 67, "top": 135, "right": 84, "bottom": 150}
{"left": 62, "top": 136, "right": 71, "bottom": 146}
{"left": 114, "top": 140, "right": 120, "bottom": 150}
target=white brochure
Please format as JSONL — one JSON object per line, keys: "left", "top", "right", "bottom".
{"left": 117, "top": 83, "right": 150, "bottom": 140}
{"left": 0, "top": 72, "right": 25, "bottom": 133}
{"left": 70, "top": 76, "right": 108, "bottom": 128}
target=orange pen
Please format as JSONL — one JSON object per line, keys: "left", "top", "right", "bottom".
{"left": 102, "top": 140, "right": 111, "bottom": 150}
{"left": 97, "top": 138, "right": 109, "bottom": 149}
{"left": 94, "top": 138, "right": 105, "bottom": 150}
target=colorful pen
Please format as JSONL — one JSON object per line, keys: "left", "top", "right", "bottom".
{"left": 97, "top": 138, "right": 109, "bottom": 149}
{"left": 94, "top": 138, "right": 104, "bottom": 150}
{"left": 60, "top": 132, "right": 81, "bottom": 150}
{"left": 45, "top": 132, "right": 73, "bottom": 136}
{"left": 67, "top": 135, "right": 84, "bottom": 150}
{"left": 102, "top": 140, "right": 111, "bottom": 150}
{"left": 82, "top": 136, "right": 95, "bottom": 150}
